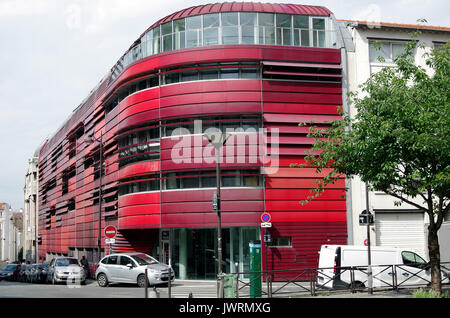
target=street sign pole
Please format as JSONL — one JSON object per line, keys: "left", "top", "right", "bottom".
{"left": 365, "top": 182, "right": 373, "bottom": 295}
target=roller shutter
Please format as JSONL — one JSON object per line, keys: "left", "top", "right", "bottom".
{"left": 375, "top": 212, "right": 427, "bottom": 258}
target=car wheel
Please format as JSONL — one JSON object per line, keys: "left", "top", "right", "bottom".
{"left": 137, "top": 274, "right": 148, "bottom": 288}
{"left": 352, "top": 281, "right": 365, "bottom": 289}
{"left": 97, "top": 273, "right": 108, "bottom": 287}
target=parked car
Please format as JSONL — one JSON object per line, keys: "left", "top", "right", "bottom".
{"left": 317, "top": 245, "right": 450, "bottom": 289}
{"left": 40, "top": 262, "right": 50, "bottom": 283}
{"left": 46, "top": 257, "right": 86, "bottom": 285}
{"left": 95, "top": 253, "right": 175, "bottom": 287}
{"left": 12, "top": 264, "right": 21, "bottom": 281}
{"left": 29, "top": 264, "right": 40, "bottom": 283}
{"left": 0, "top": 264, "right": 19, "bottom": 281}
{"left": 18, "top": 264, "right": 31, "bottom": 282}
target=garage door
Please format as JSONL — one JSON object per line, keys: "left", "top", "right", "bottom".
{"left": 375, "top": 212, "right": 427, "bottom": 258}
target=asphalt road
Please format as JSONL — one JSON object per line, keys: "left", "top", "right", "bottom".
{"left": 0, "top": 279, "right": 218, "bottom": 298}
{"left": 0, "top": 278, "right": 422, "bottom": 298}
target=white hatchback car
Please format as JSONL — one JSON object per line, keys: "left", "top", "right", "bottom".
{"left": 95, "top": 253, "right": 175, "bottom": 287}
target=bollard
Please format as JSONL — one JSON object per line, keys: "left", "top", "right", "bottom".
{"left": 149, "top": 286, "right": 160, "bottom": 298}
{"left": 145, "top": 268, "right": 148, "bottom": 298}
{"left": 268, "top": 271, "right": 272, "bottom": 298}
{"left": 235, "top": 263, "right": 239, "bottom": 298}
{"left": 168, "top": 267, "right": 172, "bottom": 298}
{"left": 223, "top": 274, "right": 237, "bottom": 298}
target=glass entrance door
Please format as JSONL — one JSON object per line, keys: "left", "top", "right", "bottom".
{"left": 171, "top": 227, "right": 259, "bottom": 280}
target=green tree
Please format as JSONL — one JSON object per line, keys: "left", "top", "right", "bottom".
{"left": 294, "top": 39, "right": 449, "bottom": 293}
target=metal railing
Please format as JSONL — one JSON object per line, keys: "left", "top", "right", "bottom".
{"left": 228, "top": 262, "right": 450, "bottom": 298}
{"left": 143, "top": 262, "right": 449, "bottom": 298}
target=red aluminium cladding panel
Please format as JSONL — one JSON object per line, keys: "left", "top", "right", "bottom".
{"left": 108, "top": 46, "right": 340, "bottom": 96}
{"left": 161, "top": 200, "right": 263, "bottom": 214}
{"left": 118, "top": 191, "right": 160, "bottom": 208}
{"left": 266, "top": 177, "right": 346, "bottom": 189}
{"left": 161, "top": 188, "right": 263, "bottom": 203}
{"left": 160, "top": 80, "right": 262, "bottom": 98}
{"left": 159, "top": 91, "right": 262, "bottom": 108}
{"left": 262, "top": 80, "right": 342, "bottom": 95}
{"left": 265, "top": 199, "right": 346, "bottom": 212}
{"left": 159, "top": 102, "right": 261, "bottom": 120}
{"left": 161, "top": 157, "right": 262, "bottom": 171}
{"left": 118, "top": 160, "right": 160, "bottom": 180}
{"left": 119, "top": 215, "right": 161, "bottom": 230}
{"left": 263, "top": 103, "right": 341, "bottom": 115}
{"left": 265, "top": 188, "right": 345, "bottom": 201}
{"left": 160, "top": 211, "right": 260, "bottom": 228}
{"left": 264, "top": 211, "right": 347, "bottom": 223}
{"left": 118, "top": 99, "right": 159, "bottom": 123}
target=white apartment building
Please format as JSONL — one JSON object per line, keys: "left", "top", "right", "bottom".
{"left": 23, "top": 149, "right": 39, "bottom": 263}
{"left": 343, "top": 20, "right": 450, "bottom": 261}
{"left": 0, "top": 203, "right": 22, "bottom": 262}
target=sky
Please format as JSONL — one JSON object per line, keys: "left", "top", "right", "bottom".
{"left": 0, "top": 0, "right": 449, "bottom": 210}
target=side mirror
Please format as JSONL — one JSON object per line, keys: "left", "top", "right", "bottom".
{"left": 126, "top": 263, "right": 133, "bottom": 269}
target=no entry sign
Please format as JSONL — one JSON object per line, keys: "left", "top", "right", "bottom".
{"left": 104, "top": 226, "right": 117, "bottom": 239}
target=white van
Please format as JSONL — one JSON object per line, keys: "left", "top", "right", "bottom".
{"left": 317, "top": 245, "right": 449, "bottom": 289}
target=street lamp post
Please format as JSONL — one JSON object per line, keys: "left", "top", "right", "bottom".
{"left": 204, "top": 131, "right": 230, "bottom": 299}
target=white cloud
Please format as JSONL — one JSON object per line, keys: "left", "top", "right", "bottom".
{"left": 0, "top": 0, "right": 49, "bottom": 16}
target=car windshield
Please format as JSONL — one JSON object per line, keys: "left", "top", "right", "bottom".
{"left": 130, "top": 254, "right": 158, "bottom": 265}
{"left": 55, "top": 258, "right": 79, "bottom": 266}
{"left": 2, "top": 265, "right": 17, "bottom": 272}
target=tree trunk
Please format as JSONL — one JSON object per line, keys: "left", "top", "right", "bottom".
{"left": 428, "top": 225, "right": 442, "bottom": 294}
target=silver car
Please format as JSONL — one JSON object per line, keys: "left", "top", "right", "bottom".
{"left": 95, "top": 253, "right": 175, "bottom": 287}
{"left": 46, "top": 257, "right": 86, "bottom": 285}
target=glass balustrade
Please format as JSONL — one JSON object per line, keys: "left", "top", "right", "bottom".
{"left": 111, "top": 12, "right": 338, "bottom": 80}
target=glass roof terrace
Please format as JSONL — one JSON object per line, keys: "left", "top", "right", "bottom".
{"left": 110, "top": 11, "right": 338, "bottom": 80}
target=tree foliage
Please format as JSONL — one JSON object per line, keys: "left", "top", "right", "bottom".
{"left": 294, "top": 38, "right": 449, "bottom": 292}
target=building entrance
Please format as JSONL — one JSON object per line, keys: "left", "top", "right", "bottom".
{"left": 170, "top": 227, "right": 259, "bottom": 280}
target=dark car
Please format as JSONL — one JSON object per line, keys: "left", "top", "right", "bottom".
{"left": 40, "top": 262, "right": 50, "bottom": 283}
{"left": 0, "top": 264, "right": 19, "bottom": 281}
{"left": 12, "top": 264, "right": 21, "bottom": 281}
{"left": 18, "top": 265, "right": 31, "bottom": 282}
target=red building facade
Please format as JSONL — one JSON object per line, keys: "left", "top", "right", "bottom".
{"left": 38, "top": 3, "right": 347, "bottom": 279}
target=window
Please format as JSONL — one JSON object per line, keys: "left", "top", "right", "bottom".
{"left": 161, "top": 22, "right": 173, "bottom": 52}
{"left": 241, "top": 12, "right": 257, "bottom": 44}
{"left": 276, "top": 14, "right": 292, "bottom": 46}
{"left": 434, "top": 42, "right": 445, "bottom": 51}
{"left": 199, "top": 69, "right": 219, "bottom": 80}
{"left": 109, "top": 13, "right": 336, "bottom": 80}
{"left": 118, "top": 174, "right": 160, "bottom": 196}
{"left": 222, "top": 12, "right": 239, "bottom": 44}
{"left": 220, "top": 68, "right": 239, "bottom": 79}
{"left": 106, "top": 255, "right": 119, "bottom": 265}
{"left": 162, "top": 169, "right": 261, "bottom": 190}
{"left": 203, "top": 13, "right": 219, "bottom": 46}
{"left": 401, "top": 251, "right": 427, "bottom": 269}
{"left": 165, "top": 72, "right": 180, "bottom": 84}
{"left": 258, "top": 13, "right": 275, "bottom": 45}
{"left": 119, "top": 256, "right": 134, "bottom": 266}
{"left": 312, "top": 18, "right": 325, "bottom": 47}
{"left": 293, "top": 15, "right": 309, "bottom": 47}
{"left": 186, "top": 15, "right": 202, "bottom": 48}
{"left": 369, "top": 40, "right": 407, "bottom": 63}
{"left": 181, "top": 70, "right": 199, "bottom": 82}
{"left": 270, "top": 237, "right": 292, "bottom": 247}
{"left": 174, "top": 18, "right": 186, "bottom": 49}
{"left": 152, "top": 27, "right": 161, "bottom": 54}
